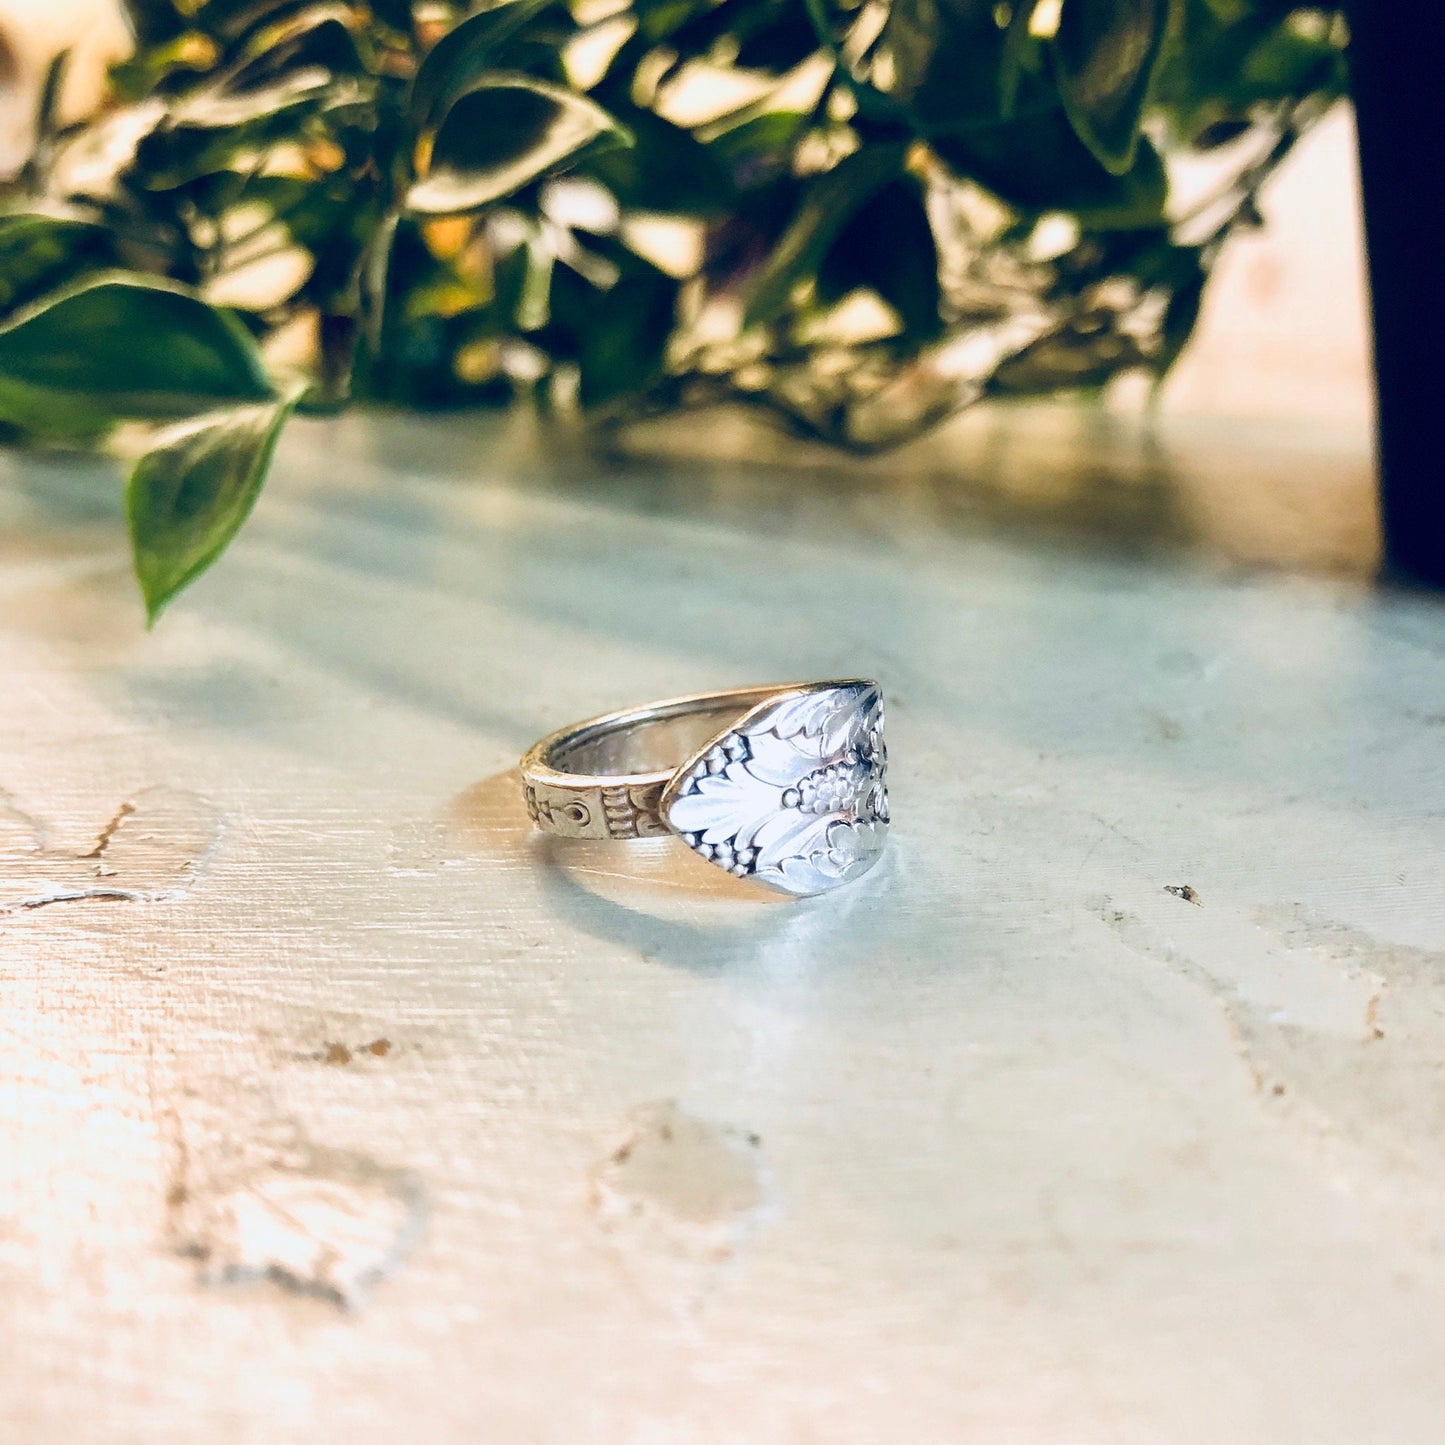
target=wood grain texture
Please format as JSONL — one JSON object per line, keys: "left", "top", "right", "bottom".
{"left": 1, "top": 399, "right": 1443, "bottom": 1445}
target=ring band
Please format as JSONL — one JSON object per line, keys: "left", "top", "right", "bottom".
{"left": 520, "top": 680, "right": 889, "bottom": 897}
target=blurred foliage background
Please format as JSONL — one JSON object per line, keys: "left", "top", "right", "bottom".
{"left": 0, "top": 0, "right": 1349, "bottom": 617}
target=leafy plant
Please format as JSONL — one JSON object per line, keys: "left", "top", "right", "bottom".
{"left": 0, "top": 0, "right": 1348, "bottom": 619}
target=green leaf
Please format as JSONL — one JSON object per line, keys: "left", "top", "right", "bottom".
{"left": 230, "top": 7, "right": 369, "bottom": 86}
{"left": 630, "top": 0, "right": 717, "bottom": 45}
{"left": 171, "top": 65, "right": 337, "bottom": 127}
{"left": 406, "top": 76, "right": 630, "bottom": 216}
{"left": 584, "top": 109, "right": 733, "bottom": 216}
{"left": 132, "top": 69, "right": 350, "bottom": 187}
{"left": 120, "top": 0, "right": 189, "bottom": 47}
{"left": 578, "top": 272, "right": 679, "bottom": 408}
{"left": 1152, "top": 246, "right": 1207, "bottom": 381}
{"left": 1194, "top": 0, "right": 1249, "bottom": 22}
{"left": 664, "top": 0, "right": 819, "bottom": 71}
{"left": 109, "top": 32, "right": 221, "bottom": 101}
{"left": 998, "top": 0, "right": 1037, "bottom": 116}
{"left": 707, "top": 109, "right": 808, "bottom": 188}
{"left": 0, "top": 277, "right": 274, "bottom": 437}
{"left": 930, "top": 108, "right": 1168, "bottom": 225}
{"left": 359, "top": 209, "right": 401, "bottom": 355}
{"left": 127, "top": 396, "right": 294, "bottom": 623}
{"left": 0, "top": 214, "right": 114, "bottom": 319}
{"left": 1238, "top": 21, "right": 1340, "bottom": 95}
{"left": 742, "top": 143, "right": 909, "bottom": 329}
{"left": 407, "top": 0, "right": 553, "bottom": 135}
{"left": 1150, "top": 1, "right": 1345, "bottom": 143}
{"left": 542, "top": 249, "right": 678, "bottom": 408}
{"left": 192, "top": 0, "right": 322, "bottom": 45}
{"left": 35, "top": 50, "right": 71, "bottom": 146}
{"left": 1052, "top": 0, "right": 1174, "bottom": 173}
{"left": 817, "top": 176, "right": 942, "bottom": 339}
{"left": 878, "top": 0, "right": 1003, "bottom": 117}
{"left": 368, "top": 0, "right": 413, "bottom": 33}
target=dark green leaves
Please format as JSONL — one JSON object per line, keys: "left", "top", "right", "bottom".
{"left": 0, "top": 215, "right": 114, "bottom": 319}
{"left": 878, "top": 0, "right": 1007, "bottom": 121}
{"left": 0, "top": 0, "right": 1349, "bottom": 618}
{"left": 121, "top": 0, "right": 189, "bottom": 48}
{"left": 1053, "top": 0, "right": 1175, "bottom": 173}
{"left": 742, "top": 143, "right": 910, "bottom": 328}
{"left": 407, "top": 77, "right": 630, "bottom": 215}
{"left": 876, "top": 0, "right": 1170, "bottom": 215}
{"left": 548, "top": 267, "right": 680, "bottom": 409}
{"left": 0, "top": 278, "right": 272, "bottom": 412}
{"left": 0, "top": 275, "right": 292, "bottom": 618}
{"left": 584, "top": 109, "right": 733, "bottom": 216}
{"left": 818, "top": 177, "right": 941, "bottom": 339}
{"left": 405, "top": 4, "right": 634, "bottom": 218}
{"left": 407, "top": 0, "right": 553, "bottom": 134}
{"left": 0, "top": 278, "right": 274, "bottom": 436}
{"left": 1151, "top": 0, "right": 1347, "bottom": 141}
{"left": 932, "top": 107, "right": 1168, "bottom": 224}
{"left": 133, "top": 69, "right": 347, "bottom": 188}
{"left": 998, "top": 0, "right": 1038, "bottom": 116}
{"left": 127, "top": 397, "right": 294, "bottom": 622}
{"left": 1152, "top": 244, "right": 1208, "bottom": 379}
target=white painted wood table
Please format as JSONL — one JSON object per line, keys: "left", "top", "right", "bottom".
{"left": 1, "top": 400, "right": 1443, "bottom": 1445}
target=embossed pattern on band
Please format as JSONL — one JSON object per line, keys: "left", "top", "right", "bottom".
{"left": 522, "top": 779, "right": 670, "bottom": 840}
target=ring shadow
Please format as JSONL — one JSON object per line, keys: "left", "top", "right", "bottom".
{"left": 444, "top": 768, "right": 883, "bottom": 973}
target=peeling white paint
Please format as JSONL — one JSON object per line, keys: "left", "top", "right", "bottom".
{"left": 1098, "top": 888, "right": 1387, "bottom": 1041}
{"left": 0, "top": 785, "right": 221, "bottom": 913}
{"left": 173, "top": 1140, "right": 425, "bottom": 1311}
{"left": 591, "top": 1101, "right": 773, "bottom": 1245}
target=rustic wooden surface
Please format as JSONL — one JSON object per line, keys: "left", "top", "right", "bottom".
{"left": 2, "top": 397, "right": 1444, "bottom": 1444}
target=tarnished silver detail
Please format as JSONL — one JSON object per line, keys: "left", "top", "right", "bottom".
{"left": 520, "top": 681, "right": 889, "bottom": 897}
